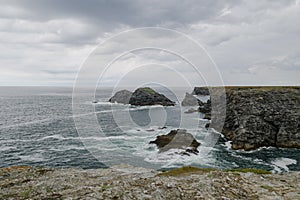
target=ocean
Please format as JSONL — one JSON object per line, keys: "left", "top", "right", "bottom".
{"left": 0, "top": 86, "right": 299, "bottom": 172}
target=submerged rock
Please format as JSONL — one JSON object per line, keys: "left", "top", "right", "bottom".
{"left": 129, "top": 87, "right": 175, "bottom": 106}
{"left": 149, "top": 129, "right": 200, "bottom": 155}
{"left": 109, "top": 90, "right": 133, "bottom": 104}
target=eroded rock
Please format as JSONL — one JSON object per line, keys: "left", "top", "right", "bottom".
{"left": 149, "top": 129, "right": 200, "bottom": 155}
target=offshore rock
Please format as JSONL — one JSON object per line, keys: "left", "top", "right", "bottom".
{"left": 149, "top": 129, "right": 200, "bottom": 155}
{"left": 181, "top": 92, "right": 203, "bottom": 106}
{"left": 109, "top": 90, "right": 133, "bottom": 104}
{"left": 129, "top": 87, "right": 175, "bottom": 106}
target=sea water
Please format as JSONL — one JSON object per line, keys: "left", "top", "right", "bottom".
{"left": 0, "top": 87, "right": 299, "bottom": 172}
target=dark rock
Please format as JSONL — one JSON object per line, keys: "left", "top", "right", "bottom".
{"left": 192, "top": 87, "right": 210, "bottom": 95}
{"left": 181, "top": 92, "right": 203, "bottom": 106}
{"left": 109, "top": 90, "right": 133, "bottom": 104}
{"left": 205, "top": 123, "right": 210, "bottom": 129}
{"left": 203, "top": 113, "right": 211, "bottom": 120}
{"left": 146, "top": 129, "right": 155, "bottom": 132}
{"left": 158, "top": 126, "right": 167, "bottom": 129}
{"left": 129, "top": 87, "right": 175, "bottom": 106}
{"left": 149, "top": 129, "right": 200, "bottom": 155}
{"left": 198, "top": 99, "right": 211, "bottom": 114}
{"left": 92, "top": 100, "right": 98, "bottom": 104}
{"left": 217, "top": 87, "right": 300, "bottom": 151}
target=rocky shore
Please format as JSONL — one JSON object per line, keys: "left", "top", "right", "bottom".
{"left": 196, "top": 86, "right": 300, "bottom": 151}
{"left": 1, "top": 165, "right": 299, "bottom": 199}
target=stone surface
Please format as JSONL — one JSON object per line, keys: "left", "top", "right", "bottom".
{"left": 215, "top": 87, "right": 300, "bottom": 151}
{"left": 198, "top": 99, "right": 211, "bottom": 114}
{"left": 181, "top": 92, "right": 202, "bottom": 106}
{"left": 129, "top": 87, "right": 175, "bottom": 106}
{"left": 192, "top": 87, "right": 210, "bottom": 95}
{"left": 1, "top": 165, "right": 299, "bottom": 200}
{"left": 149, "top": 129, "right": 200, "bottom": 155}
{"left": 109, "top": 90, "right": 133, "bottom": 104}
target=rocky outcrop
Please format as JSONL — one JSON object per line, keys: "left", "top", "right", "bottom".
{"left": 149, "top": 129, "right": 200, "bottom": 155}
{"left": 109, "top": 90, "right": 132, "bottom": 104}
{"left": 218, "top": 87, "right": 300, "bottom": 151}
{"left": 192, "top": 87, "right": 210, "bottom": 95}
{"left": 129, "top": 87, "right": 175, "bottom": 106}
{"left": 1, "top": 165, "right": 300, "bottom": 199}
{"left": 181, "top": 92, "right": 203, "bottom": 106}
{"left": 198, "top": 99, "right": 211, "bottom": 114}
{"left": 184, "top": 108, "right": 198, "bottom": 114}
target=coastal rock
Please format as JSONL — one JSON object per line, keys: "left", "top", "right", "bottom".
{"left": 1, "top": 165, "right": 300, "bottom": 199}
{"left": 149, "top": 129, "right": 200, "bottom": 155}
{"left": 192, "top": 87, "right": 210, "bottom": 95}
{"left": 129, "top": 87, "right": 175, "bottom": 106}
{"left": 219, "top": 87, "right": 300, "bottom": 151}
{"left": 198, "top": 99, "right": 211, "bottom": 114}
{"left": 109, "top": 90, "right": 133, "bottom": 104}
{"left": 181, "top": 92, "right": 203, "bottom": 106}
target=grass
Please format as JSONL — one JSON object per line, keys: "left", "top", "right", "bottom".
{"left": 139, "top": 87, "right": 157, "bottom": 94}
{"left": 20, "top": 188, "right": 35, "bottom": 199}
{"left": 261, "top": 185, "right": 275, "bottom": 191}
{"left": 101, "top": 185, "right": 112, "bottom": 191}
{"left": 226, "top": 168, "right": 271, "bottom": 174}
{"left": 157, "top": 166, "right": 272, "bottom": 176}
{"left": 157, "top": 166, "right": 216, "bottom": 176}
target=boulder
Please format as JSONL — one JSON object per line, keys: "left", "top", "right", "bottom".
{"left": 129, "top": 87, "right": 175, "bottom": 106}
{"left": 192, "top": 87, "right": 210, "bottom": 95}
{"left": 109, "top": 90, "right": 133, "bottom": 104}
{"left": 149, "top": 129, "right": 200, "bottom": 155}
{"left": 181, "top": 92, "right": 203, "bottom": 106}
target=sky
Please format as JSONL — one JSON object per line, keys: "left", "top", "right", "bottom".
{"left": 0, "top": 0, "right": 299, "bottom": 86}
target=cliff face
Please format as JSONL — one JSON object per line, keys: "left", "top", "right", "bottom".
{"left": 220, "top": 87, "right": 300, "bottom": 151}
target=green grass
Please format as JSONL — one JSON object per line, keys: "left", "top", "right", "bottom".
{"left": 261, "top": 185, "right": 275, "bottom": 191}
{"left": 139, "top": 87, "right": 157, "bottom": 94}
{"left": 226, "top": 168, "right": 271, "bottom": 174}
{"left": 20, "top": 188, "right": 35, "bottom": 198}
{"left": 157, "top": 166, "right": 216, "bottom": 176}
{"left": 157, "top": 166, "right": 272, "bottom": 176}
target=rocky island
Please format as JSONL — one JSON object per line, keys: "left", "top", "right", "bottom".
{"left": 109, "top": 87, "right": 175, "bottom": 106}
{"left": 197, "top": 86, "right": 300, "bottom": 151}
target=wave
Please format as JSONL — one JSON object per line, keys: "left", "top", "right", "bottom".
{"left": 271, "top": 157, "right": 297, "bottom": 173}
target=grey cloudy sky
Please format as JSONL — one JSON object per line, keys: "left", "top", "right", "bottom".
{"left": 0, "top": 0, "right": 299, "bottom": 86}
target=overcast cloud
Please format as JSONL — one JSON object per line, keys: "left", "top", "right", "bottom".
{"left": 0, "top": 0, "right": 299, "bottom": 86}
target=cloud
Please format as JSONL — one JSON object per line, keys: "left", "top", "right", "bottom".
{"left": 0, "top": 0, "right": 299, "bottom": 86}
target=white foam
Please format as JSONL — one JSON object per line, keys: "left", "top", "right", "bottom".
{"left": 271, "top": 157, "right": 297, "bottom": 172}
{"left": 223, "top": 141, "right": 232, "bottom": 150}
{"left": 19, "top": 154, "right": 45, "bottom": 162}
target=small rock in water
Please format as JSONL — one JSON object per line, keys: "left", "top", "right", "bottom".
{"left": 149, "top": 129, "right": 200, "bottom": 155}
